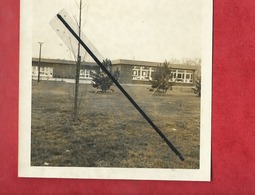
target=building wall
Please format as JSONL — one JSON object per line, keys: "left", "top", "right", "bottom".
{"left": 113, "top": 64, "right": 196, "bottom": 86}
{"left": 32, "top": 58, "right": 198, "bottom": 87}
{"left": 117, "top": 64, "right": 133, "bottom": 84}
{"left": 32, "top": 59, "right": 99, "bottom": 80}
{"left": 53, "top": 64, "right": 75, "bottom": 79}
{"left": 32, "top": 61, "right": 54, "bottom": 79}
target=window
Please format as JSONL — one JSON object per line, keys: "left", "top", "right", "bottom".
{"left": 171, "top": 69, "right": 193, "bottom": 83}
{"left": 32, "top": 66, "right": 53, "bottom": 77}
{"left": 177, "top": 71, "right": 184, "bottom": 82}
{"left": 132, "top": 66, "right": 154, "bottom": 80}
{"left": 32, "top": 66, "right": 38, "bottom": 75}
{"left": 185, "top": 73, "right": 193, "bottom": 83}
{"left": 132, "top": 69, "right": 139, "bottom": 78}
{"left": 131, "top": 67, "right": 194, "bottom": 83}
{"left": 178, "top": 73, "right": 183, "bottom": 79}
{"left": 80, "top": 69, "right": 92, "bottom": 79}
{"left": 171, "top": 70, "right": 177, "bottom": 81}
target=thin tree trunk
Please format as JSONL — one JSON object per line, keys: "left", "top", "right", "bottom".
{"left": 74, "top": 0, "right": 82, "bottom": 120}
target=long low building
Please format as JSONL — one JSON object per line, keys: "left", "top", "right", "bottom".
{"left": 32, "top": 58, "right": 198, "bottom": 86}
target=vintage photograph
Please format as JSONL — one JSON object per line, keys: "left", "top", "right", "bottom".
{"left": 19, "top": 0, "right": 212, "bottom": 180}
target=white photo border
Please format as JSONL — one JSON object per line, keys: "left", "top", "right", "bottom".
{"left": 19, "top": 0, "right": 212, "bottom": 181}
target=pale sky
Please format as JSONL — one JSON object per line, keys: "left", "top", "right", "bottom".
{"left": 32, "top": 0, "right": 202, "bottom": 62}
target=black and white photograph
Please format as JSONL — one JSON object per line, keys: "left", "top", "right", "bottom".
{"left": 19, "top": 0, "right": 212, "bottom": 181}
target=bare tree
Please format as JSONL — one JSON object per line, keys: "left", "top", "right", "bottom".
{"left": 70, "top": 0, "right": 89, "bottom": 120}
{"left": 73, "top": 0, "right": 82, "bottom": 120}
{"left": 182, "top": 57, "right": 201, "bottom": 66}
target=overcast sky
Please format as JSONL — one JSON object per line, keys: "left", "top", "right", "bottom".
{"left": 32, "top": 0, "right": 202, "bottom": 62}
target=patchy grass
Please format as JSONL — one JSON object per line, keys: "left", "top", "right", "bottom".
{"left": 31, "top": 81, "right": 200, "bottom": 168}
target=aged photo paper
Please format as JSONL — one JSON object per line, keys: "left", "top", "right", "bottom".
{"left": 19, "top": 0, "right": 212, "bottom": 181}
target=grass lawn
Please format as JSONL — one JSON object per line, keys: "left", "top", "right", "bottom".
{"left": 31, "top": 80, "right": 200, "bottom": 169}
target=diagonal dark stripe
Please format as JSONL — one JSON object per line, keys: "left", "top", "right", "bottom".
{"left": 57, "top": 14, "right": 184, "bottom": 161}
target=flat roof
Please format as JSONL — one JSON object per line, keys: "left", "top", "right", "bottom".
{"left": 111, "top": 59, "right": 198, "bottom": 70}
{"left": 32, "top": 58, "right": 97, "bottom": 66}
{"left": 32, "top": 58, "right": 198, "bottom": 70}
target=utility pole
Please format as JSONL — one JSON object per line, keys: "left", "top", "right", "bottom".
{"left": 74, "top": 0, "right": 82, "bottom": 119}
{"left": 37, "top": 42, "right": 44, "bottom": 82}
